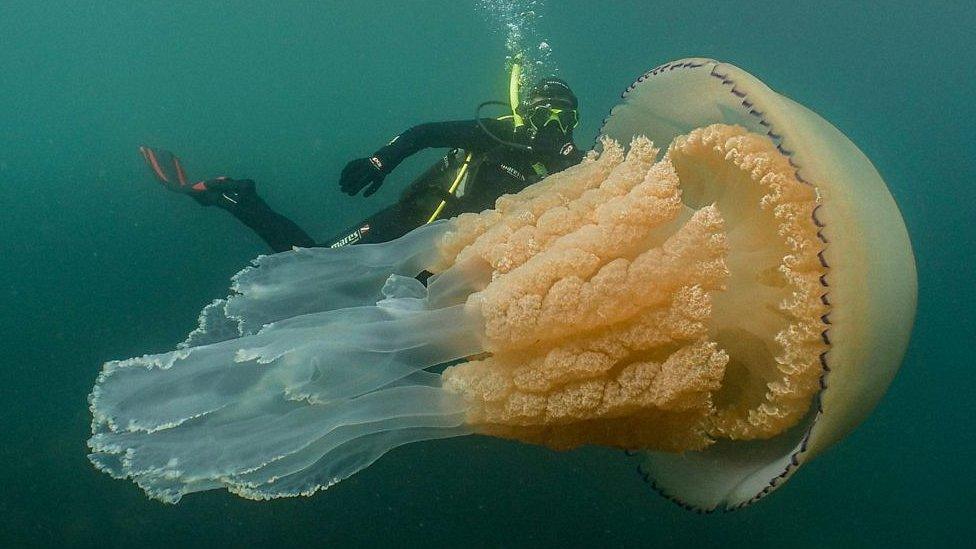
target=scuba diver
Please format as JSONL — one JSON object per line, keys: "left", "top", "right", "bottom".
{"left": 140, "top": 69, "right": 584, "bottom": 253}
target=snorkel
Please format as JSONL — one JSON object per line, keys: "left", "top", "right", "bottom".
{"left": 509, "top": 58, "right": 525, "bottom": 128}
{"left": 476, "top": 56, "right": 534, "bottom": 151}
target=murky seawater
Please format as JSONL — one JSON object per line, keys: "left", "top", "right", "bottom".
{"left": 0, "top": 1, "right": 972, "bottom": 546}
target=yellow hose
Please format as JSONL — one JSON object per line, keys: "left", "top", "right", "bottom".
{"left": 426, "top": 152, "right": 473, "bottom": 223}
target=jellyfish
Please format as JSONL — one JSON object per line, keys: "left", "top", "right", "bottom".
{"left": 88, "top": 58, "right": 916, "bottom": 511}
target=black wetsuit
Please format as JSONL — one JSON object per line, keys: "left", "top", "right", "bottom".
{"left": 208, "top": 118, "right": 584, "bottom": 253}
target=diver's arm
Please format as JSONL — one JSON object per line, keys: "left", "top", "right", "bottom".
{"left": 371, "top": 119, "right": 507, "bottom": 173}
{"left": 340, "top": 119, "right": 509, "bottom": 197}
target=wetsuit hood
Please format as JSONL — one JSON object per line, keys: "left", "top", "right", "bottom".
{"left": 526, "top": 78, "right": 578, "bottom": 110}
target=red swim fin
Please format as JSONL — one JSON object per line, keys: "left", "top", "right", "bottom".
{"left": 139, "top": 146, "right": 199, "bottom": 192}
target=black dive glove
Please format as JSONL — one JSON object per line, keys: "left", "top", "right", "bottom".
{"left": 340, "top": 156, "right": 387, "bottom": 197}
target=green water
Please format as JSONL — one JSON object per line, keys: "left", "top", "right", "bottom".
{"left": 1, "top": 1, "right": 973, "bottom": 547}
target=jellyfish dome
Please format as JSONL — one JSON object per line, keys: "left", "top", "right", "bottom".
{"left": 88, "top": 58, "right": 916, "bottom": 511}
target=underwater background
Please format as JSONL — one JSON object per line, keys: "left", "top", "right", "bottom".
{"left": 1, "top": 1, "right": 973, "bottom": 547}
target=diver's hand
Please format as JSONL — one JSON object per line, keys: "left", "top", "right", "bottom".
{"left": 340, "top": 156, "right": 387, "bottom": 197}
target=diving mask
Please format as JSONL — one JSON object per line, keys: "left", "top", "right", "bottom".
{"left": 527, "top": 104, "right": 579, "bottom": 134}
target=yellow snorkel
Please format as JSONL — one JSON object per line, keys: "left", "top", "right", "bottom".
{"left": 509, "top": 57, "right": 525, "bottom": 128}
{"left": 475, "top": 56, "right": 534, "bottom": 152}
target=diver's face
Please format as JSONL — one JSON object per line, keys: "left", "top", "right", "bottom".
{"left": 526, "top": 103, "right": 578, "bottom": 151}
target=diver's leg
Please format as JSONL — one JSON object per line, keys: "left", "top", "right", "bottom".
{"left": 205, "top": 179, "right": 316, "bottom": 252}
{"left": 325, "top": 203, "right": 438, "bottom": 284}
{"left": 140, "top": 146, "right": 315, "bottom": 253}
{"left": 324, "top": 203, "right": 422, "bottom": 248}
